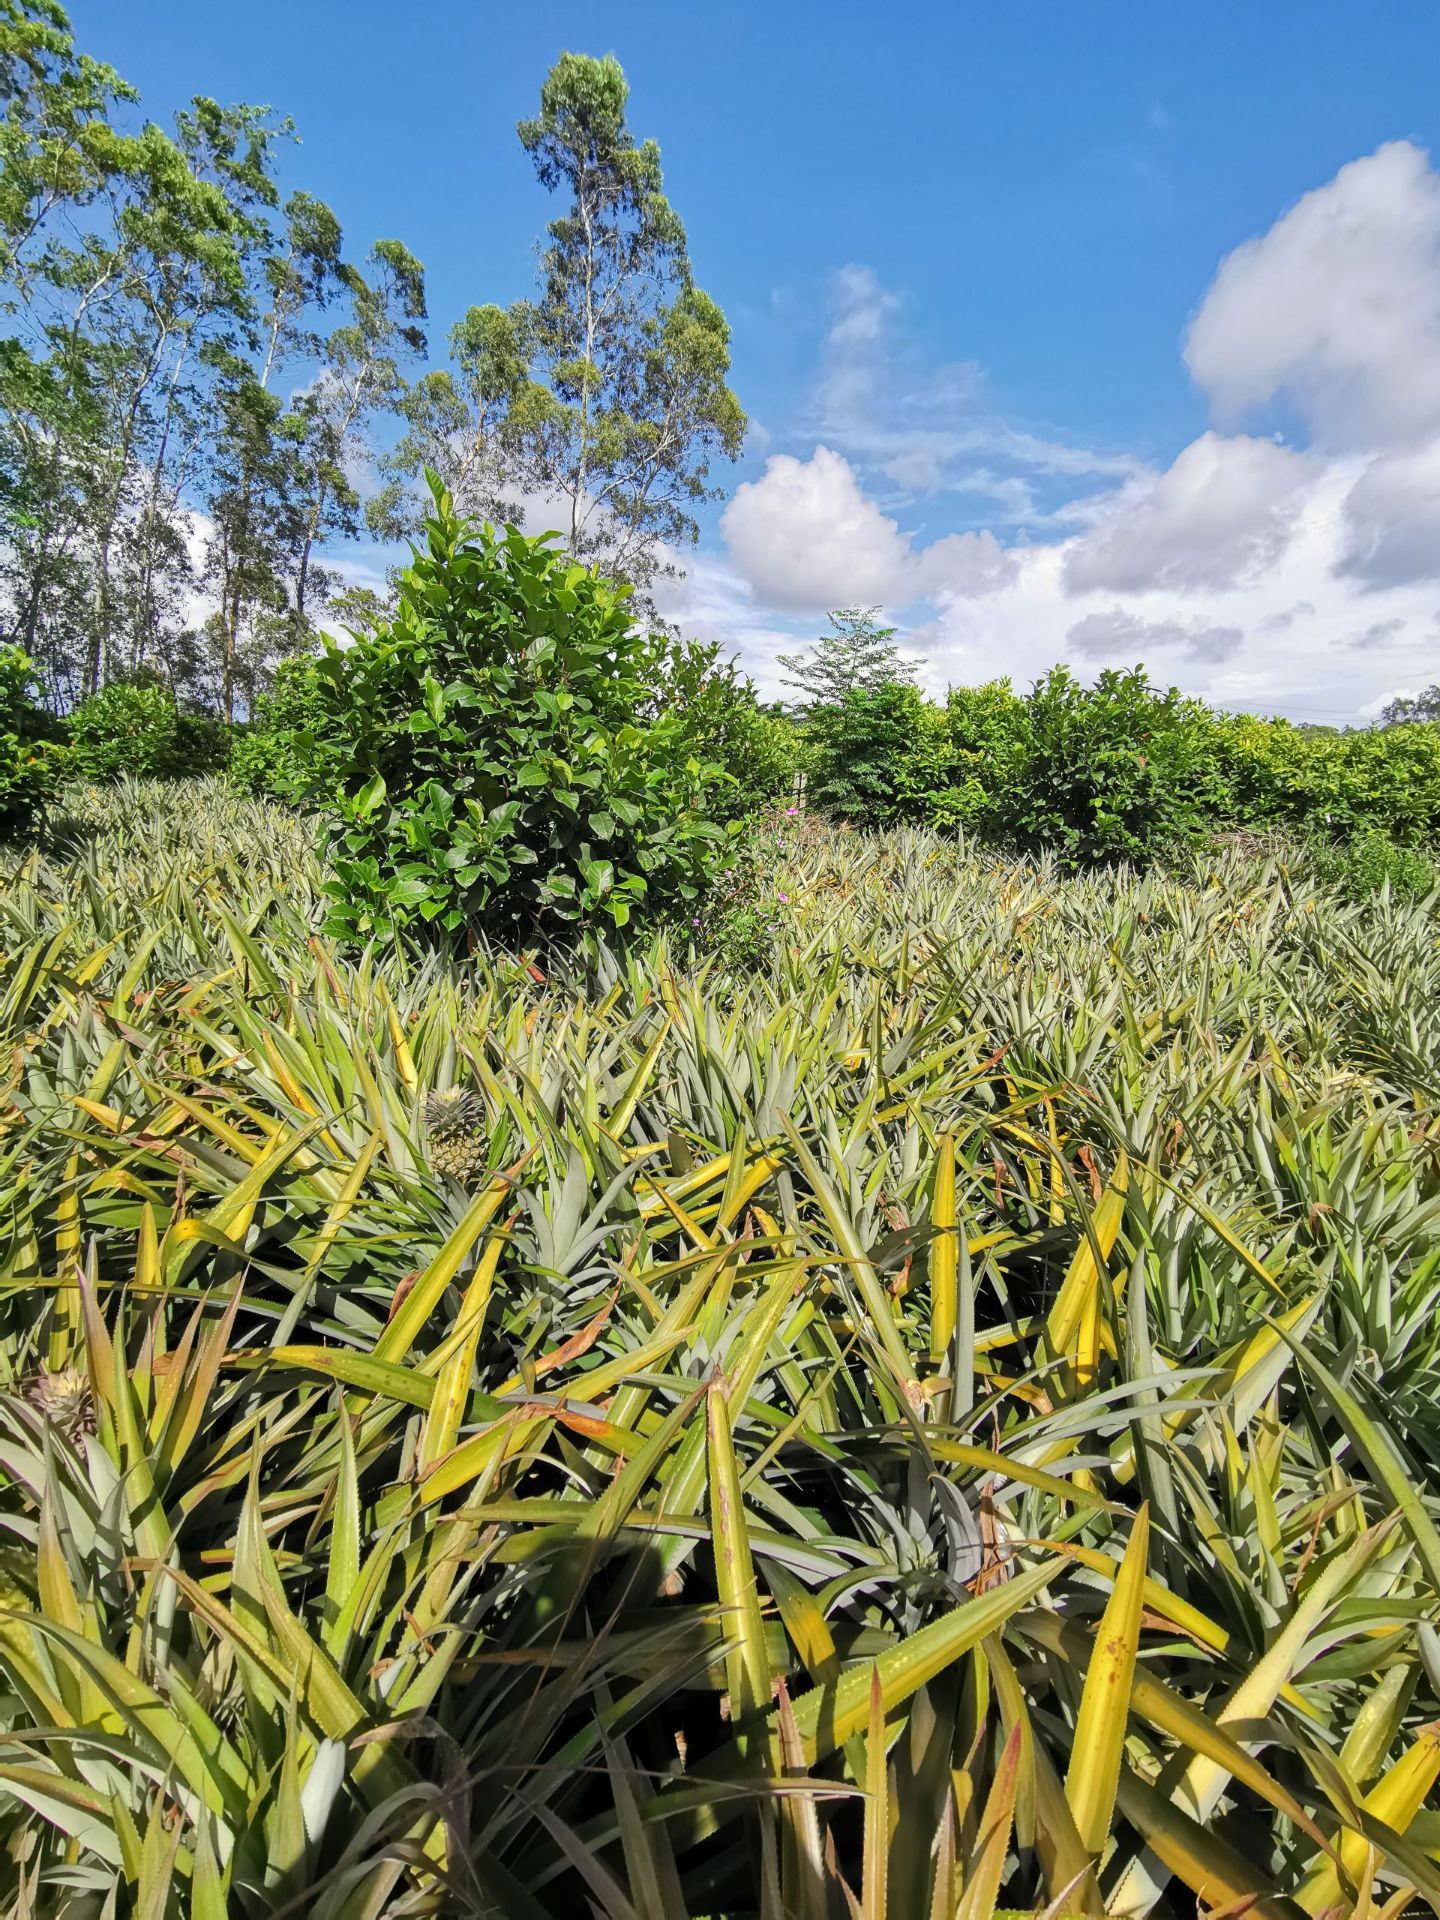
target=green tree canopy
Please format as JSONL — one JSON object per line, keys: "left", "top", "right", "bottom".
{"left": 1381, "top": 684, "right": 1440, "bottom": 727}
{"left": 777, "top": 606, "right": 917, "bottom": 716}
{"left": 377, "top": 52, "right": 744, "bottom": 602}
{"left": 0, "top": 1, "right": 423, "bottom": 714}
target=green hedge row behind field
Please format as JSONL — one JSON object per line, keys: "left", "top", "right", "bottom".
{"left": 6, "top": 633, "right": 1440, "bottom": 908}
{"left": 802, "top": 666, "right": 1440, "bottom": 885}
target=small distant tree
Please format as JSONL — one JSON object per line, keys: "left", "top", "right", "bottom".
{"left": 1381, "top": 685, "right": 1440, "bottom": 727}
{"left": 777, "top": 607, "right": 916, "bottom": 716}
{"left": 807, "top": 679, "right": 929, "bottom": 822}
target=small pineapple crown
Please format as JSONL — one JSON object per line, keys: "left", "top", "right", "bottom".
{"left": 423, "top": 1086, "right": 484, "bottom": 1135}
{"left": 423, "top": 1086, "right": 487, "bottom": 1184}
{"left": 25, "top": 1364, "right": 95, "bottom": 1442}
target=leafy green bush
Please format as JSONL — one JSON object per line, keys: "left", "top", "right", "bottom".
{"left": 316, "top": 480, "right": 736, "bottom": 943}
{"left": 667, "top": 639, "right": 799, "bottom": 819}
{"left": 850, "top": 665, "right": 1230, "bottom": 865}
{"left": 799, "top": 657, "right": 1440, "bottom": 872}
{"left": 67, "top": 680, "right": 229, "bottom": 781}
{"left": 1220, "top": 712, "right": 1440, "bottom": 845}
{"left": 1308, "top": 828, "right": 1438, "bottom": 901}
{"left": 1009, "top": 665, "right": 1233, "bottom": 866}
{"left": 228, "top": 655, "right": 343, "bottom": 804}
{"left": 807, "top": 678, "right": 931, "bottom": 821}
{"left": 0, "top": 645, "right": 53, "bottom": 836}
{"left": 908, "top": 678, "right": 1033, "bottom": 834}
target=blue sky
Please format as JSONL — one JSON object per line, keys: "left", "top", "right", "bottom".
{"left": 73, "top": 2, "right": 1440, "bottom": 720}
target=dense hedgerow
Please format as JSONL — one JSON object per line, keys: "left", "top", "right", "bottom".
{"left": 803, "top": 662, "right": 1440, "bottom": 874}
{"left": 65, "top": 679, "right": 230, "bottom": 781}
{"left": 1216, "top": 707, "right": 1440, "bottom": 843}
{"left": 45, "top": 560, "right": 1434, "bottom": 895}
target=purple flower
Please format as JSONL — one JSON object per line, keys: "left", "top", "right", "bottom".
{"left": 777, "top": 892, "right": 789, "bottom": 904}
{"left": 785, "top": 806, "right": 799, "bottom": 816}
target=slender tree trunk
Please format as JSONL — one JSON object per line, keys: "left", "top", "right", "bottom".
{"left": 296, "top": 377, "right": 367, "bottom": 624}
{"left": 574, "top": 188, "right": 597, "bottom": 556}
{"left": 18, "top": 563, "right": 45, "bottom": 656}
{"left": 296, "top": 528, "right": 317, "bottom": 625}
{"left": 223, "top": 577, "right": 241, "bottom": 725}
{"left": 88, "top": 324, "right": 169, "bottom": 694}
{"left": 86, "top": 527, "right": 111, "bottom": 695}
{"left": 135, "top": 519, "right": 155, "bottom": 674}
{"left": 136, "top": 333, "right": 193, "bottom": 669}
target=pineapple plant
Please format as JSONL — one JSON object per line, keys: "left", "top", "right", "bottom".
{"left": 422, "top": 1085, "right": 487, "bottom": 1184}
{"left": 24, "top": 1364, "right": 95, "bottom": 1447}
{"left": 0, "top": 787, "right": 1438, "bottom": 1914}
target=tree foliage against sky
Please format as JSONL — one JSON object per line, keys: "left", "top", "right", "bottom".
{"left": 1381, "top": 684, "right": 1440, "bottom": 727}
{"left": 777, "top": 604, "right": 917, "bottom": 714}
{"left": 377, "top": 52, "right": 746, "bottom": 604}
{"left": 0, "top": 14, "right": 745, "bottom": 708}
{"left": 0, "top": 0, "right": 430, "bottom": 715}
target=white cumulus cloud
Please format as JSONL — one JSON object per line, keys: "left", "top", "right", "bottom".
{"left": 720, "top": 446, "right": 912, "bottom": 611}
{"left": 914, "top": 529, "right": 1019, "bottom": 598}
{"left": 1184, "top": 140, "right": 1440, "bottom": 450}
{"left": 721, "top": 446, "right": 1020, "bottom": 613}
{"left": 1063, "top": 433, "right": 1315, "bottom": 594}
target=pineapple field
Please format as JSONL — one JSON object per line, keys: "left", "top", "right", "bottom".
{"left": 1, "top": 779, "right": 1439, "bottom": 1918}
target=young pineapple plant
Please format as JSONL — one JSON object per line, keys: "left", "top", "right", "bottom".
{"left": 423, "top": 1084, "right": 487, "bottom": 1184}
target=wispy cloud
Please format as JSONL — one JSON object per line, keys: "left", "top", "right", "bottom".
{"left": 808, "top": 263, "right": 1141, "bottom": 520}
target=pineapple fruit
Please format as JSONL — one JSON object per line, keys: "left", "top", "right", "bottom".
{"left": 25, "top": 1365, "right": 95, "bottom": 1446}
{"left": 423, "top": 1087, "right": 487, "bottom": 1184}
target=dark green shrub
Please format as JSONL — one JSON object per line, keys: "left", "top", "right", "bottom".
{"left": 681, "top": 825, "right": 783, "bottom": 966}
{"left": 668, "top": 642, "right": 800, "bottom": 820}
{"left": 68, "top": 682, "right": 229, "bottom": 781}
{"left": 229, "top": 656, "right": 344, "bottom": 804}
{"left": 1006, "top": 666, "right": 1232, "bottom": 867}
{"left": 315, "top": 480, "right": 736, "bottom": 943}
{"left": 0, "top": 645, "right": 53, "bottom": 836}
{"left": 907, "top": 679, "right": 1032, "bottom": 834}
{"left": 808, "top": 667, "right": 1234, "bottom": 864}
{"left": 808, "top": 679, "right": 931, "bottom": 822}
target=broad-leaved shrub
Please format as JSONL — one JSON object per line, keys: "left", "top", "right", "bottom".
{"left": 0, "top": 646, "right": 52, "bottom": 836}
{"left": 316, "top": 479, "right": 736, "bottom": 943}
{"left": 229, "top": 656, "right": 345, "bottom": 805}
{"left": 68, "top": 681, "right": 228, "bottom": 781}
{"left": 666, "top": 640, "right": 799, "bottom": 819}
{"left": 1011, "top": 665, "right": 1233, "bottom": 866}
